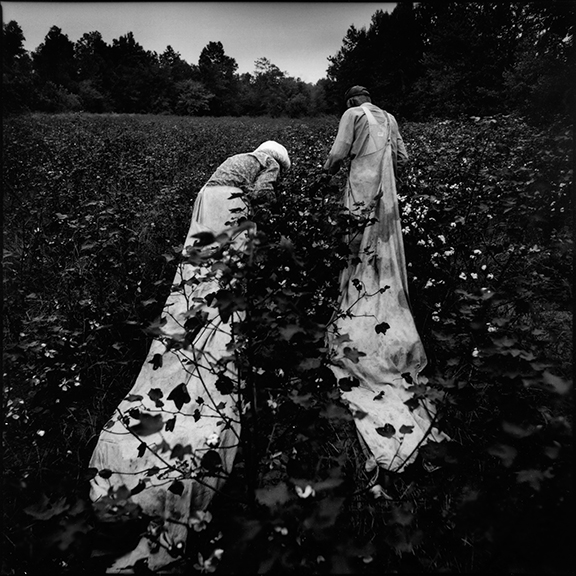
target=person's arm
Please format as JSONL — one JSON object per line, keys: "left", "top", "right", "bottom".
{"left": 388, "top": 113, "right": 409, "bottom": 176}
{"left": 249, "top": 157, "right": 281, "bottom": 202}
{"left": 396, "top": 130, "right": 409, "bottom": 170}
{"left": 398, "top": 132, "right": 408, "bottom": 168}
{"left": 323, "top": 109, "right": 356, "bottom": 175}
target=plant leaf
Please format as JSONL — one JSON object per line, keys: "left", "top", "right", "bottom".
{"left": 488, "top": 443, "right": 517, "bottom": 467}
{"left": 343, "top": 346, "right": 366, "bottom": 363}
{"left": 201, "top": 450, "right": 222, "bottom": 472}
{"left": 338, "top": 376, "right": 360, "bottom": 391}
{"left": 24, "top": 494, "right": 69, "bottom": 520}
{"left": 256, "top": 482, "right": 292, "bottom": 509}
{"left": 130, "top": 480, "right": 147, "bottom": 496}
{"left": 129, "top": 413, "right": 164, "bottom": 437}
{"left": 167, "top": 383, "right": 191, "bottom": 410}
{"left": 149, "top": 353, "right": 163, "bottom": 370}
{"left": 191, "top": 231, "right": 216, "bottom": 246}
{"left": 375, "top": 322, "right": 390, "bottom": 335}
{"left": 215, "top": 374, "right": 235, "bottom": 395}
{"left": 279, "top": 324, "right": 304, "bottom": 341}
{"left": 168, "top": 480, "right": 185, "bottom": 495}
{"left": 376, "top": 424, "right": 396, "bottom": 438}
{"left": 148, "top": 388, "right": 164, "bottom": 407}
{"left": 298, "top": 357, "right": 322, "bottom": 371}
{"left": 542, "top": 371, "right": 572, "bottom": 395}
{"left": 170, "top": 443, "right": 193, "bottom": 460}
{"left": 165, "top": 416, "right": 176, "bottom": 432}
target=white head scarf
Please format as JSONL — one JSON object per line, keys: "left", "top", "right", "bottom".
{"left": 254, "top": 141, "right": 291, "bottom": 171}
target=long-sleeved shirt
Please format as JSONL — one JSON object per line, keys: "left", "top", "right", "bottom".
{"left": 205, "top": 152, "right": 280, "bottom": 200}
{"left": 323, "top": 103, "right": 408, "bottom": 175}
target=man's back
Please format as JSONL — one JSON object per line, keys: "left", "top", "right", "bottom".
{"left": 324, "top": 102, "right": 407, "bottom": 174}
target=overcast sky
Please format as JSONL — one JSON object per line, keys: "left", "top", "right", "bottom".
{"left": 2, "top": 2, "right": 396, "bottom": 83}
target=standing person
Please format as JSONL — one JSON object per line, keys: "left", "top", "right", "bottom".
{"left": 89, "top": 141, "right": 290, "bottom": 573}
{"left": 323, "top": 86, "right": 447, "bottom": 476}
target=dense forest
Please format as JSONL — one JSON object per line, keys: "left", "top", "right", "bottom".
{"left": 2, "top": 1, "right": 574, "bottom": 122}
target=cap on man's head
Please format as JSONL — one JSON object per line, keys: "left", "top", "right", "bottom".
{"left": 344, "top": 85, "right": 370, "bottom": 100}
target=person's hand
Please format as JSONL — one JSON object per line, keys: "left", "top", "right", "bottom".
{"left": 316, "top": 172, "right": 332, "bottom": 186}
{"left": 251, "top": 189, "right": 275, "bottom": 205}
{"left": 307, "top": 172, "right": 336, "bottom": 198}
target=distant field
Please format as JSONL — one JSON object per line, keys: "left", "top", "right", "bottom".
{"left": 2, "top": 112, "right": 572, "bottom": 574}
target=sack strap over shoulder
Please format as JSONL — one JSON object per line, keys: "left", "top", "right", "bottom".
{"left": 360, "top": 105, "right": 391, "bottom": 154}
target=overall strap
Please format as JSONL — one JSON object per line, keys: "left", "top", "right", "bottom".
{"left": 361, "top": 105, "right": 391, "bottom": 154}
{"left": 362, "top": 104, "right": 379, "bottom": 126}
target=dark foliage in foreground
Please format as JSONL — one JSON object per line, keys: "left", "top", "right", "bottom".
{"left": 2, "top": 113, "right": 572, "bottom": 574}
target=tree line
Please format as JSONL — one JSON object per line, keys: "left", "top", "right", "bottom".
{"left": 3, "top": 1, "right": 574, "bottom": 122}
{"left": 325, "top": 1, "right": 574, "bottom": 123}
{"left": 2, "top": 24, "right": 329, "bottom": 118}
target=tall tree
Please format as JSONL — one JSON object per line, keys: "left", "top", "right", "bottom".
{"left": 326, "top": 23, "right": 370, "bottom": 111}
{"left": 2, "top": 20, "right": 35, "bottom": 114}
{"left": 253, "top": 57, "right": 287, "bottom": 116}
{"left": 32, "top": 25, "right": 77, "bottom": 90}
{"left": 107, "top": 32, "right": 160, "bottom": 113}
{"left": 326, "top": 2, "right": 423, "bottom": 117}
{"left": 75, "top": 31, "right": 109, "bottom": 82}
{"left": 412, "top": 2, "right": 520, "bottom": 118}
{"left": 74, "top": 31, "right": 112, "bottom": 112}
{"left": 159, "top": 45, "right": 195, "bottom": 83}
{"left": 155, "top": 45, "right": 199, "bottom": 113}
{"left": 503, "top": 1, "right": 575, "bottom": 122}
{"left": 359, "top": 3, "right": 424, "bottom": 117}
{"left": 234, "top": 72, "right": 259, "bottom": 115}
{"left": 309, "top": 78, "right": 331, "bottom": 115}
{"left": 174, "top": 80, "right": 213, "bottom": 115}
{"left": 325, "top": 1, "right": 574, "bottom": 122}
{"left": 198, "top": 41, "right": 238, "bottom": 115}
{"left": 3, "top": 20, "right": 27, "bottom": 66}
